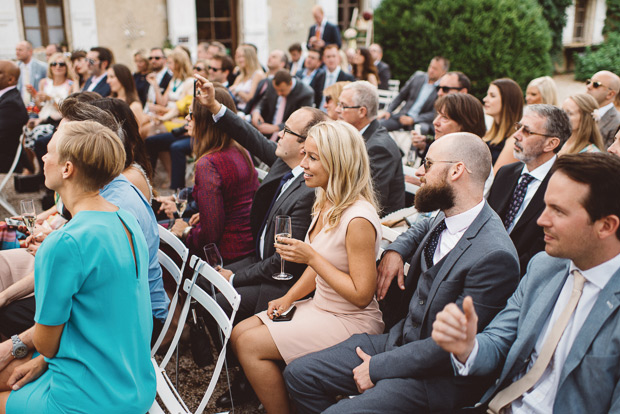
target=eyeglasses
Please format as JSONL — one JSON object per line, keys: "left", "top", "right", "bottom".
{"left": 208, "top": 66, "right": 223, "bottom": 72}
{"left": 514, "top": 122, "right": 555, "bottom": 138}
{"left": 436, "top": 85, "right": 461, "bottom": 93}
{"left": 282, "top": 126, "right": 306, "bottom": 140}
{"left": 50, "top": 62, "right": 67, "bottom": 67}
{"left": 149, "top": 56, "right": 163, "bottom": 61}
{"left": 585, "top": 79, "right": 611, "bottom": 90}
{"left": 86, "top": 58, "right": 97, "bottom": 65}
{"left": 193, "top": 66, "right": 205, "bottom": 72}
{"left": 422, "top": 158, "right": 472, "bottom": 174}
{"left": 336, "top": 102, "right": 361, "bottom": 110}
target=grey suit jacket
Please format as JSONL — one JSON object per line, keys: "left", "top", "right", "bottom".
{"left": 17, "top": 59, "right": 47, "bottom": 94}
{"left": 370, "top": 203, "right": 520, "bottom": 409}
{"left": 215, "top": 108, "right": 314, "bottom": 304}
{"left": 600, "top": 106, "right": 620, "bottom": 149}
{"left": 256, "top": 81, "right": 314, "bottom": 131}
{"left": 362, "top": 119, "right": 405, "bottom": 215}
{"left": 471, "top": 252, "right": 620, "bottom": 413}
{"left": 386, "top": 71, "right": 437, "bottom": 125}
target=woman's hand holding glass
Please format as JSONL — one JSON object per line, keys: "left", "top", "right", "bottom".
{"left": 274, "top": 237, "right": 317, "bottom": 266}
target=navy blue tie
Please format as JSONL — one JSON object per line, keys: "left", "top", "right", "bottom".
{"left": 423, "top": 220, "right": 447, "bottom": 268}
{"left": 256, "top": 171, "right": 295, "bottom": 258}
{"left": 503, "top": 173, "right": 535, "bottom": 229}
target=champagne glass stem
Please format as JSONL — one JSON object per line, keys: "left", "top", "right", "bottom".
{"left": 280, "top": 257, "right": 285, "bottom": 276}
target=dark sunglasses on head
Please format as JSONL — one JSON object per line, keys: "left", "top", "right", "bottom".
{"left": 149, "top": 56, "right": 163, "bottom": 61}
{"left": 435, "top": 85, "right": 461, "bottom": 93}
{"left": 50, "top": 62, "right": 67, "bottom": 67}
{"left": 585, "top": 79, "right": 610, "bottom": 89}
{"left": 208, "top": 66, "right": 222, "bottom": 72}
{"left": 193, "top": 66, "right": 205, "bottom": 71}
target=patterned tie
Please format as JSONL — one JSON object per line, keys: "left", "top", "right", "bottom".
{"left": 256, "top": 171, "right": 295, "bottom": 258}
{"left": 487, "top": 270, "right": 587, "bottom": 414}
{"left": 423, "top": 219, "right": 447, "bottom": 268}
{"left": 503, "top": 173, "right": 535, "bottom": 229}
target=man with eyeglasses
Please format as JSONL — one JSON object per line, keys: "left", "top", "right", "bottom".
{"left": 336, "top": 81, "right": 404, "bottom": 215}
{"left": 146, "top": 47, "right": 172, "bottom": 103}
{"left": 83, "top": 47, "right": 113, "bottom": 97}
{"left": 488, "top": 104, "right": 571, "bottom": 277}
{"left": 585, "top": 70, "right": 620, "bottom": 148}
{"left": 284, "top": 132, "right": 519, "bottom": 414}
{"left": 192, "top": 75, "right": 329, "bottom": 408}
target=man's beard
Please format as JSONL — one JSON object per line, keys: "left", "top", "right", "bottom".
{"left": 414, "top": 176, "right": 456, "bottom": 213}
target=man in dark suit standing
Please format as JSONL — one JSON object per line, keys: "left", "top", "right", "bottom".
{"left": 315, "top": 44, "right": 356, "bottom": 110}
{"left": 336, "top": 81, "right": 404, "bottom": 215}
{"left": 0, "top": 61, "right": 29, "bottom": 173}
{"left": 251, "top": 70, "right": 314, "bottom": 140}
{"left": 378, "top": 56, "right": 448, "bottom": 133}
{"left": 308, "top": 5, "right": 342, "bottom": 49}
{"left": 194, "top": 76, "right": 329, "bottom": 407}
{"left": 488, "top": 104, "right": 571, "bottom": 276}
{"left": 295, "top": 47, "right": 325, "bottom": 108}
{"left": 284, "top": 133, "right": 520, "bottom": 413}
{"left": 369, "top": 43, "right": 391, "bottom": 90}
{"left": 83, "top": 47, "right": 113, "bottom": 97}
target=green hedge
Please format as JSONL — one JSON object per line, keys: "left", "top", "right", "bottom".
{"left": 604, "top": 0, "right": 620, "bottom": 35}
{"left": 374, "top": 0, "right": 553, "bottom": 98}
{"left": 575, "top": 32, "right": 620, "bottom": 81}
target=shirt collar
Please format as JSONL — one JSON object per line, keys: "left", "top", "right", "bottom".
{"left": 521, "top": 154, "right": 556, "bottom": 181}
{"left": 0, "top": 85, "right": 17, "bottom": 99}
{"left": 89, "top": 72, "right": 107, "bottom": 85}
{"left": 444, "top": 199, "right": 485, "bottom": 235}
{"left": 599, "top": 101, "right": 615, "bottom": 117}
{"left": 570, "top": 252, "right": 620, "bottom": 290}
{"left": 359, "top": 123, "right": 370, "bottom": 135}
{"left": 290, "top": 165, "right": 304, "bottom": 179}
{"left": 327, "top": 66, "right": 341, "bottom": 77}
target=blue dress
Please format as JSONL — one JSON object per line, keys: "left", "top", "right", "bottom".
{"left": 6, "top": 209, "right": 156, "bottom": 414}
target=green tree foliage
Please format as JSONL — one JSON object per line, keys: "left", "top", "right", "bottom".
{"left": 575, "top": 32, "right": 620, "bottom": 80}
{"left": 603, "top": 0, "right": 620, "bottom": 35}
{"left": 374, "top": 0, "right": 553, "bottom": 97}
{"left": 537, "top": 0, "right": 572, "bottom": 59}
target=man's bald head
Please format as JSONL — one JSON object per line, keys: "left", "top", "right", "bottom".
{"left": 15, "top": 41, "right": 33, "bottom": 63}
{"left": 587, "top": 70, "right": 620, "bottom": 106}
{"left": 432, "top": 132, "right": 492, "bottom": 186}
{"left": 0, "top": 60, "right": 21, "bottom": 89}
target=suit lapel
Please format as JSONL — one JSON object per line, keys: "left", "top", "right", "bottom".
{"left": 558, "top": 267, "right": 620, "bottom": 388}
{"left": 268, "top": 175, "right": 304, "bottom": 222}
{"left": 511, "top": 168, "right": 551, "bottom": 233}
{"left": 495, "top": 164, "right": 522, "bottom": 215}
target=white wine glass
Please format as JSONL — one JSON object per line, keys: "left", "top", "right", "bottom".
{"left": 174, "top": 188, "right": 188, "bottom": 218}
{"left": 203, "top": 243, "right": 223, "bottom": 271}
{"left": 273, "top": 215, "right": 293, "bottom": 280}
{"left": 20, "top": 200, "right": 36, "bottom": 236}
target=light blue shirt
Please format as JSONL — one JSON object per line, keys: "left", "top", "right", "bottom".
{"left": 101, "top": 174, "right": 169, "bottom": 321}
{"left": 407, "top": 80, "right": 436, "bottom": 119}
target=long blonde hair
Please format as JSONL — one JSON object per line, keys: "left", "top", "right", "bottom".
{"left": 308, "top": 121, "right": 378, "bottom": 231}
{"left": 564, "top": 94, "right": 604, "bottom": 153}
{"left": 168, "top": 49, "right": 192, "bottom": 81}
{"left": 236, "top": 45, "right": 263, "bottom": 80}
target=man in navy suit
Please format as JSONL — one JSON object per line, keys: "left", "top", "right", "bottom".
{"left": 284, "top": 133, "right": 520, "bottom": 413}
{"left": 315, "top": 44, "right": 355, "bottom": 110}
{"left": 295, "top": 47, "right": 325, "bottom": 108}
{"left": 0, "top": 61, "right": 29, "bottom": 172}
{"left": 434, "top": 152, "right": 620, "bottom": 414}
{"left": 83, "top": 47, "right": 113, "bottom": 97}
{"left": 307, "top": 5, "right": 341, "bottom": 49}
{"left": 369, "top": 43, "right": 391, "bottom": 90}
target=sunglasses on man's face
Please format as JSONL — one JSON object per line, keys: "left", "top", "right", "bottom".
{"left": 435, "top": 85, "right": 461, "bottom": 93}
{"left": 50, "top": 62, "right": 67, "bottom": 68}
{"left": 208, "top": 66, "right": 223, "bottom": 72}
{"left": 149, "top": 56, "right": 163, "bottom": 61}
{"left": 193, "top": 66, "right": 205, "bottom": 72}
{"left": 586, "top": 79, "right": 610, "bottom": 90}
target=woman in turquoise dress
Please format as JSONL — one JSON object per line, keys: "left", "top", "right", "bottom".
{"left": 0, "top": 120, "right": 156, "bottom": 414}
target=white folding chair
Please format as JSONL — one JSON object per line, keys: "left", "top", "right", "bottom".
{"left": 378, "top": 225, "right": 410, "bottom": 275}
{"left": 388, "top": 79, "right": 400, "bottom": 92}
{"left": 149, "top": 255, "right": 241, "bottom": 414}
{"left": 151, "top": 225, "right": 190, "bottom": 356}
{"left": 0, "top": 131, "right": 25, "bottom": 216}
{"left": 377, "top": 89, "right": 399, "bottom": 111}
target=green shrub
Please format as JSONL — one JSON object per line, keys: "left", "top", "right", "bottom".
{"left": 537, "top": 0, "right": 572, "bottom": 60}
{"left": 374, "top": 0, "right": 553, "bottom": 98}
{"left": 603, "top": 0, "right": 620, "bottom": 35}
{"left": 574, "top": 32, "right": 620, "bottom": 81}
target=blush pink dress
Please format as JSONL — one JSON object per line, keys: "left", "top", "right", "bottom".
{"left": 256, "top": 199, "right": 384, "bottom": 364}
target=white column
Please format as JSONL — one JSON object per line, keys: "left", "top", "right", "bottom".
{"left": 243, "top": 0, "right": 269, "bottom": 65}
{"left": 0, "top": 0, "right": 22, "bottom": 59}
{"left": 67, "top": 0, "right": 98, "bottom": 50}
{"left": 167, "top": 0, "right": 197, "bottom": 60}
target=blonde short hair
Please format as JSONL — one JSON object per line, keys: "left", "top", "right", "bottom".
{"left": 56, "top": 121, "right": 125, "bottom": 191}
{"left": 308, "top": 121, "right": 378, "bottom": 229}
{"left": 528, "top": 76, "right": 558, "bottom": 106}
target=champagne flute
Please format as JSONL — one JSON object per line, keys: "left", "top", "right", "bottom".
{"left": 174, "top": 188, "right": 188, "bottom": 218}
{"left": 273, "top": 215, "right": 293, "bottom": 280}
{"left": 20, "top": 200, "right": 37, "bottom": 236}
{"left": 203, "top": 243, "right": 223, "bottom": 271}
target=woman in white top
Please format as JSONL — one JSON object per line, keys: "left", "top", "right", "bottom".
{"left": 148, "top": 49, "right": 194, "bottom": 108}
{"left": 230, "top": 45, "right": 265, "bottom": 112}
{"left": 33, "top": 53, "right": 78, "bottom": 126}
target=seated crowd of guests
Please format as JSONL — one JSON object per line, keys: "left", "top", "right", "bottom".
{"left": 1, "top": 15, "right": 620, "bottom": 412}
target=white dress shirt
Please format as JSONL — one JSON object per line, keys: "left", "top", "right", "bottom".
{"left": 507, "top": 155, "right": 556, "bottom": 234}
{"left": 432, "top": 199, "right": 485, "bottom": 265}
{"left": 86, "top": 73, "right": 107, "bottom": 92}
{"left": 454, "top": 252, "right": 620, "bottom": 413}
{"left": 598, "top": 101, "right": 615, "bottom": 118}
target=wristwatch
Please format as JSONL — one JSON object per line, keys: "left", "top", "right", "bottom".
{"left": 11, "top": 335, "right": 28, "bottom": 359}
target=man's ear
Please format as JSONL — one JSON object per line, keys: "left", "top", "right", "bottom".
{"left": 62, "top": 161, "right": 74, "bottom": 179}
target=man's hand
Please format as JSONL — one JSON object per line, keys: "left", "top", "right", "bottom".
{"left": 352, "top": 347, "right": 375, "bottom": 393}
{"left": 218, "top": 268, "right": 233, "bottom": 281}
{"left": 377, "top": 110, "right": 391, "bottom": 120}
{"left": 411, "top": 130, "right": 427, "bottom": 151}
{"left": 432, "top": 296, "right": 479, "bottom": 363}
{"left": 7, "top": 354, "right": 47, "bottom": 391}
{"left": 188, "top": 213, "right": 200, "bottom": 226}
{"left": 376, "top": 251, "right": 405, "bottom": 300}
{"left": 399, "top": 115, "right": 415, "bottom": 126}
{"left": 170, "top": 219, "right": 189, "bottom": 238}
{"left": 194, "top": 74, "right": 222, "bottom": 114}
{"left": 257, "top": 123, "right": 279, "bottom": 135}
{"left": 251, "top": 111, "right": 265, "bottom": 128}
{"left": 156, "top": 195, "right": 177, "bottom": 219}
